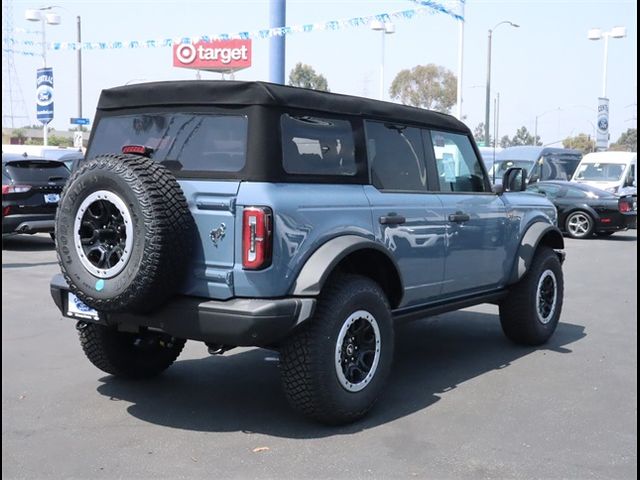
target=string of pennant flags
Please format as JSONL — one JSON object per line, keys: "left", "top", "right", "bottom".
{"left": 5, "top": 0, "right": 463, "bottom": 56}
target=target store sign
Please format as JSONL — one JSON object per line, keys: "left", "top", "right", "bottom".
{"left": 173, "top": 39, "right": 252, "bottom": 71}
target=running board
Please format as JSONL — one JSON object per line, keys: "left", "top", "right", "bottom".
{"left": 392, "top": 290, "right": 508, "bottom": 324}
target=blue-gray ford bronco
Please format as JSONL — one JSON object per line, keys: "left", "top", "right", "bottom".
{"left": 50, "top": 81, "right": 565, "bottom": 424}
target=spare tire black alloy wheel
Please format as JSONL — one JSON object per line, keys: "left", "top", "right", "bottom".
{"left": 74, "top": 190, "right": 133, "bottom": 278}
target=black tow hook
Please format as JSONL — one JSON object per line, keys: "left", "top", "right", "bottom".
{"left": 76, "top": 321, "right": 89, "bottom": 330}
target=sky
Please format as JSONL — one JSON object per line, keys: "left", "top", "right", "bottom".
{"left": 3, "top": 0, "right": 637, "bottom": 146}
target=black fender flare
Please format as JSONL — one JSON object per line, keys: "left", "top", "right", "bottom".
{"left": 290, "top": 235, "right": 404, "bottom": 306}
{"left": 509, "top": 222, "right": 565, "bottom": 285}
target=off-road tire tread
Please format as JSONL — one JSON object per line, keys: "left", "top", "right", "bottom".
{"left": 78, "top": 323, "right": 186, "bottom": 378}
{"left": 56, "top": 154, "right": 194, "bottom": 312}
{"left": 280, "top": 274, "right": 392, "bottom": 424}
{"left": 500, "top": 247, "right": 564, "bottom": 345}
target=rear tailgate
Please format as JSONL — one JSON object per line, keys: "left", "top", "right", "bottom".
{"left": 179, "top": 180, "right": 240, "bottom": 299}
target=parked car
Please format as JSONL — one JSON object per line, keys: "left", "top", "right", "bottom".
{"left": 2, "top": 153, "right": 70, "bottom": 238}
{"left": 490, "top": 146, "right": 582, "bottom": 186}
{"left": 571, "top": 151, "right": 636, "bottom": 196}
{"left": 527, "top": 180, "right": 637, "bottom": 238}
{"left": 477, "top": 146, "right": 502, "bottom": 172}
{"left": 57, "top": 151, "right": 85, "bottom": 172}
{"left": 50, "top": 80, "right": 565, "bottom": 425}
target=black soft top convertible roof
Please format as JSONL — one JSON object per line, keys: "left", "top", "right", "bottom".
{"left": 97, "top": 80, "right": 468, "bottom": 133}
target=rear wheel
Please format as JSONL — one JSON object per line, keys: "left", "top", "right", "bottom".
{"left": 279, "top": 274, "right": 394, "bottom": 425}
{"left": 500, "top": 247, "right": 564, "bottom": 345}
{"left": 77, "top": 322, "right": 185, "bottom": 378}
{"left": 565, "top": 211, "right": 594, "bottom": 239}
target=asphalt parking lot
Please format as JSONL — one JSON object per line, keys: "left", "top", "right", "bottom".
{"left": 2, "top": 231, "right": 637, "bottom": 479}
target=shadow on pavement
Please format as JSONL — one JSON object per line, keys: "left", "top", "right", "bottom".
{"left": 2, "top": 234, "right": 55, "bottom": 252}
{"left": 2, "top": 261, "right": 59, "bottom": 269}
{"left": 599, "top": 233, "right": 637, "bottom": 242}
{"left": 96, "top": 311, "right": 586, "bottom": 438}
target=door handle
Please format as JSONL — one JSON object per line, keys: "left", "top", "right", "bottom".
{"left": 379, "top": 214, "right": 406, "bottom": 225}
{"left": 448, "top": 212, "right": 470, "bottom": 223}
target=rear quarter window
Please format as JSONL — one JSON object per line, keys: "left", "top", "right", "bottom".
{"left": 87, "top": 113, "right": 248, "bottom": 174}
{"left": 281, "top": 114, "right": 357, "bottom": 176}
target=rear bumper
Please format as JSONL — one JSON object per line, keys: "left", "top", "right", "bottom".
{"left": 2, "top": 214, "right": 55, "bottom": 234}
{"left": 50, "top": 274, "right": 315, "bottom": 347}
{"left": 597, "top": 212, "right": 637, "bottom": 232}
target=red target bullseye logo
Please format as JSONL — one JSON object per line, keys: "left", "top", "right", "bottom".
{"left": 175, "top": 43, "right": 197, "bottom": 64}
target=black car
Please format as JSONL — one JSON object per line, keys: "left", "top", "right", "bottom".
{"left": 57, "top": 151, "right": 85, "bottom": 172}
{"left": 2, "top": 153, "right": 70, "bottom": 237}
{"left": 527, "top": 180, "right": 637, "bottom": 239}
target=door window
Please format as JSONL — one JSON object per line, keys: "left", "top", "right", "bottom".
{"left": 365, "top": 121, "right": 428, "bottom": 192}
{"left": 430, "top": 131, "right": 487, "bottom": 192}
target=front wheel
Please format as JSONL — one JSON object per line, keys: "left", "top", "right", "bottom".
{"left": 77, "top": 322, "right": 186, "bottom": 378}
{"left": 279, "top": 274, "right": 394, "bottom": 425}
{"left": 500, "top": 247, "right": 564, "bottom": 345}
{"left": 565, "top": 211, "right": 594, "bottom": 239}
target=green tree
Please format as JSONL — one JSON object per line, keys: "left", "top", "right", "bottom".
{"left": 609, "top": 128, "right": 637, "bottom": 152}
{"left": 473, "top": 123, "right": 492, "bottom": 146}
{"left": 47, "top": 134, "right": 73, "bottom": 147}
{"left": 288, "top": 63, "right": 330, "bottom": 91}
{"left": 389, "top": 64, "right": 457, "bottom": 113}
{"left": 500, "top": 126, "right": 541, "bottom": 147}
{"left": 563, "top": 133, "right": 595, "bottom": 154}
{"left": 500, "top": 135, "right": 512, "bottom": 148}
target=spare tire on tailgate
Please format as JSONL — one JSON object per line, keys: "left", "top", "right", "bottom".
{"left": 55, "top": 154, "right": 194, "bottom": 313}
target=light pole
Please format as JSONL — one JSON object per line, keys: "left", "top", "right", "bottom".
{"left": 588, "top": 26, "right": 627, "bottom": 98}
{"left": 484, "top": 20, "right": 519, "bottom": 146}
{"left": 534, "top": 108, "right": 561, "bottom": 147}
{"left": 455, "top": 1, "right": 465, "bottom": 120}
{"left": 25, "top": 7, "right": 61, "bottom": 146}
{"left": 370, "top": 20, "right": 395, "bottom": 101}
{"left": 588, "top": 26, "right": 626, "bottom": 151}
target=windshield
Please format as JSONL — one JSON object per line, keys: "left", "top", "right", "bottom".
{"left": 574, "top": 162, "right": 626, "bottom": 182}
{"left": 490, "top": 160, "right": 533, "bottom": 177}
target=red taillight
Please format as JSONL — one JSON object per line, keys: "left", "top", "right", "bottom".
{"left": 2, "top": 184, "right": 32, "bottom": 195}
{"left": 122, "top": 145, "right": 154, "bottom": 157}
{"left": 2, "top": 206, "right": 10, "bottom": 217}
{"left": 242, "top": 207, "right": 273, "bottom": 270}
{"left": 619, "top": 200, "right": 631, "bottom": 213}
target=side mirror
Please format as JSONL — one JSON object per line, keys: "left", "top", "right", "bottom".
{"left": 500, "top": 167, "right": 528, "bottom": 193}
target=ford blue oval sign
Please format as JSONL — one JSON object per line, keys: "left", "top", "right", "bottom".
{"left": 36, "top": 67, "right": 54, "bottom": 125}
{"left": 596, "top": 97, "right": 609, "bottom": 150}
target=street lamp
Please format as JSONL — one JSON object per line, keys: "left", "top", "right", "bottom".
{"left": 588, "top": 26, "right": 627, "bottom": 97}
{"left": 371, "top": 20, "right": 395, "bottom": 101}
{"left": 25, "top": 7, "right": 61, "bottom": 146}
{"left": 26, "top": 6, "right": 84, "bottom": 145}
{"left": 484, "top": 20, "right": 519, "bottom": 146}
{"left": 534, "top": 108, "right": 562, "bottom": 147}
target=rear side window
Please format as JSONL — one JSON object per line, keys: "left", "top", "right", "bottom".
{"left": 281, "top": 115, "right": 356, "bottom": 176}
{"left": 430, "top": 131, "right": 486, "bottom": 193}
{"left": 87, "top": 113, "right": 248, "bottom": 174}
{"left": 3, "top": 160, "right": 70, "bottom": 183}
{"left": 365, "top": 121, "right": 427, "bottom": 192}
